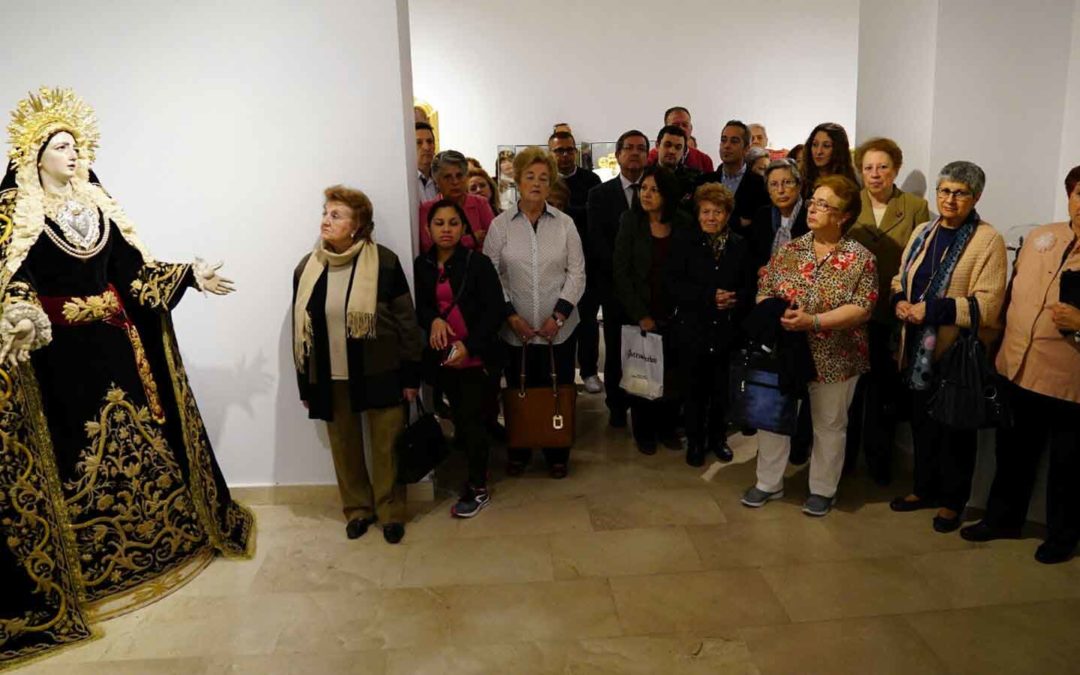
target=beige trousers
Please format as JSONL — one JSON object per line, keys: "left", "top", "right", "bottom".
{"left": 326, "top": 381, "right": 406, "bottom": 524}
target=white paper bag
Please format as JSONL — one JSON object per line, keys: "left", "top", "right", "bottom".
{"left": 619, "top": 326, "right": 664, "bottom": 400}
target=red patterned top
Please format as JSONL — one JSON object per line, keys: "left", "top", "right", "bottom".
{"left": 758, "top": 232, "right": 878, "bottom": 383}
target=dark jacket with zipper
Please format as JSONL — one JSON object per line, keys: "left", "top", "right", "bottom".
{"left": 293, "top": 244, "right": 423, "bottom": 421}
{"left": 666, "top": 226, "right": 758, "bottom": 356}
{"left": 413, "top": 244, "right": 506, "bottom": 381}
{"left": 613, "top": 209, "right": 692, "bottom": 324}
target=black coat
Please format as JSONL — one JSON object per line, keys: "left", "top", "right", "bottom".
{"left": 746, "top": 203, "right": 810, "bottom": 270}
{"left": 294, "top": 245, "right": 424, "bottom": 421}
{"left": 413, "top": 245, "right": 506, "bottom": 380}
{"left": 586, "top": 176, "right": 631, "bottom": 311}
{"left": 666, "top": 227, "right": 758, "bottom": 355}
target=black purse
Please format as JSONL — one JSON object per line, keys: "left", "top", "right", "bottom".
{"left": 728, "top": 345, "right": 800, "bottom": 436}
{"left": 395, "top": 399, "right": 449, "bottom": 484}
{"left": 927, "top": 297, "right": 1011, "bottom": 430}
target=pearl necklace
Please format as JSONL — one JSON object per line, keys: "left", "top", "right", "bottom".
{"left": 42, "top": 187, "right": 108, "bottom": 260}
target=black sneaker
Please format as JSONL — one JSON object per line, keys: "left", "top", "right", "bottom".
{"left": 383, "top": 523, "right": 405, "bottom": 544}
{"left": 452, "top": 487, "right": 490, "bottom": 519}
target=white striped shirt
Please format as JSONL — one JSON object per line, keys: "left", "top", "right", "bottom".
{"left": 484, "top": 203, "right": 586, "bottom": 345}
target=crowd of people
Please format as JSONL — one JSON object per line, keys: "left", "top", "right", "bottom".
{"left": 292, "top": 106, "right": 1080, "bottom": 566}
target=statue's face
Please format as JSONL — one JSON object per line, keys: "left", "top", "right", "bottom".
{"left": 39, "top": 131, "right": 78, "bottom": 184}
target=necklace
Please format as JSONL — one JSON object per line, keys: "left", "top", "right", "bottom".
{"left": 42, "top": 186, "right": 103, "bottom": 253}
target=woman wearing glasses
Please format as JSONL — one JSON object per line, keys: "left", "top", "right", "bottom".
{"left": 418, "top": 150, "right": 496, "bottom": 251}
{"left": 845, "top": 138, "right": 931, "bottom": 485}
{"left": 742, "top": 175, "right": 877, "bottom": 517}
{"left": 748, "top": 159, "right": 810, "bottom": 271}
{"left": 889, "top": 161, "right": 1007, "bottom": 533}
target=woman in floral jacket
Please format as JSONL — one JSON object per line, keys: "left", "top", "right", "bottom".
{"left": 741, "top": 175, "right": 878, "bottom": 518}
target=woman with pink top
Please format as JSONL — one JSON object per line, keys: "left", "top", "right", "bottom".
{"left": 414, "top": 199, "right": 506, "bottom": 518}
{"left": 418, "top": 150, "right": 495, "bottom": 251}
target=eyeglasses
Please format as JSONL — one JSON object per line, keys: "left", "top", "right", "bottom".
{"left": 767, "top": 179, "right": 798, "bottom": 190}
{"left": 807, "top": 199, "right": 839, "bottom": 214}
{"left": 936, "top": 187, "right": 973, "bottom": 201}
{"left": 551, "top": 147, "right": 577, "bottom": 156}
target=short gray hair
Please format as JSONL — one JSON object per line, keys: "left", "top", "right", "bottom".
{"left": 749, "top": 122, "right": 767, "bottom": 136}
{"left": 763, "top": 158, "right": 802, "bottom": 185}
{"left": 937, "top": 160, "right": 986, "bottom": 197}
{"left": 431, "top": 149, "right": 468, "bottom": 177}
{"left": 747, "top": 146, "right": 770, "bottom": 163}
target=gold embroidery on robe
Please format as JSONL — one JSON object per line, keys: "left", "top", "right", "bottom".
{"left": 0, "top": 366, "right": 93, "bottom": 662}
{"left": 129, "top": 262, "right": 190, "bottom": 310}
{"left": 62, "top": 387, "right": 206, "bottom": 602}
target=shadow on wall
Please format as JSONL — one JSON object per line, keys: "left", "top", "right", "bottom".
{"left": 183, "top": 351, "right": 275, "bottom": 449}
{"left": 900, "top": 169, "right": 927, "bottom": 199}
{"left": 273, "top": 310, "right": 333, "bottom": 484}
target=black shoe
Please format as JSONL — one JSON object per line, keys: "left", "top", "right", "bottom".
{"left": 636, "top": 440, "right": 657, "bottom": 455}
{"left": 1035, "top": 540, "right": 1076, "bottom": 565}
{"left": 959, "top": 521, "right": 1021, "bottom": 542}
{"left": 609, "top": 410, "right": 628, "bottom": 428}
{"left": 383, "top": 523, "right": 405, "bottom": 544}
{"left": 932, "top": 514, "right": 961, "bottom": 533}
{"left": 487, "top": 422, "right": 507, "bottom": 443}
{"left": 889, "top": 495, "right": 937, "bottom": 513}
{"left": 686, "top": 443, "right": 705, "bottom": 467}
{"left": 740, "top": 426, "right": 757, "bottom": 437}
{"left": 708, "top": 439, "right": 734, "bottom": 463}
{"left": 345, "top": 517, "right": 372, "bottom": 540}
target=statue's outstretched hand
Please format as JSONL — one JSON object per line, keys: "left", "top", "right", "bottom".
{"left": 194, "top": 258, "right": 236, "bottom": 296}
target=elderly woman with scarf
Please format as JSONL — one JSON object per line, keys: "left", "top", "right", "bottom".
{"left": 293, "top": 185, "right": 423, "bottom": 544}
{"left": 889, "top": 161, "right": 1007, "bottom": 533}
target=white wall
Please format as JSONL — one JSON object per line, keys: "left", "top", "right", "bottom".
{"left": 929, "top": 0, "right": 1074, "bottom": 238}
{"left": 1055, "top": 0, "right": 1080, "bottom": 222}
{"left": 410, "top": 0, "right": 860, "bottom": 170}
{"left": 855, "top": 0, "right": 939, "bottom": 197}
{"left": 0, "top": 0, "right": 417, "bottom": 485}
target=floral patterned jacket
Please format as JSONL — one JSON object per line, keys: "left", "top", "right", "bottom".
{"left": 758, "top": 232, "right": 878, "bottom": 383}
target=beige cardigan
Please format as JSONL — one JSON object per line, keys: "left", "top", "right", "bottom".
{"left": 891, "top": 220, "right": 1008, "bottom": 363}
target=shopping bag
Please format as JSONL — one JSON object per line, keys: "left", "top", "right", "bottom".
{"left": 619, "top": 326, "right": 664, "bottom": 400}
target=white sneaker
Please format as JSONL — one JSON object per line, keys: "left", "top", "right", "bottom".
{"left": 583, "top": 375, "right": 604, "bottom": 394}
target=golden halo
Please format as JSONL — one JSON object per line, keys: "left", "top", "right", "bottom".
{"left": 7, "top": 87, "right": 99, "bottom": 168}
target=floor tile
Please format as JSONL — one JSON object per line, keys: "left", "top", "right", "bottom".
{"left": 910, "top": 547, "right": 1080, "bottom": 608}
{"left": 550, "top": 526, "right": 703, "bottom": 579}
{"left": 588, "top": 487, "right": 726, "bottom": 530}
{"left": 399, "top": 535, "right": 553, "bottom": 587}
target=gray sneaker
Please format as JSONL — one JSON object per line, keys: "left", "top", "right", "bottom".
{"left": 741, "top": 486, "right": 784, "bottom": 508}
{"left": 802, "top": 494, "right": 834, "bottom": 517}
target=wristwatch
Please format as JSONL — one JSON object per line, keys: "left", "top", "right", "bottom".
{"left": 552, "top": 313, "right": 565, "bottom": 328}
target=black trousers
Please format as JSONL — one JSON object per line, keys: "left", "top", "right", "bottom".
{"left": 576, "top": 284, "right": 600, "bottom": 379}
{"left": 601, "top": 305, "right": 629, "bottom": 416}
{"left": 682, "top": 346, "right": 730, "bottom": 447}
{"left": 630, "top": 396, "right": 678, "bottom": 445}
{"left": 983, "top": 381, "right": 1080, "bottom": 546}
{"left": 845, "top": 322, "right": 902, "bottom": 479}
{"left": 438, "top": 366, "right": 491, "bottom": 488}
{"left": 504, "top": 333, "right": 577, "bottom": 465}
{"left": 910, "top": 387, "right": 978, "bottom": 513}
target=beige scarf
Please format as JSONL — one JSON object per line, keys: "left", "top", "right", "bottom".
{"left": 293, "top": 237, "right": 379, "bottom": 370}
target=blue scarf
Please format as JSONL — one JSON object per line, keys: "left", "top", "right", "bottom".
{"left": 899, "top": 209, "right": 980, "bottom": 390}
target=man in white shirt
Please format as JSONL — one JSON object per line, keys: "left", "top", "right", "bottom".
{"left": 416, "top": 122, "right": 438, "bottom": 203}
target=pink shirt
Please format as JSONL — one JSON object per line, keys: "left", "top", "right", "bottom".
{"left": 419, "top": 194, "right": 494, "bottom": 252}
{"left": 436, "top": 266, "right": 484, "bottom": 369}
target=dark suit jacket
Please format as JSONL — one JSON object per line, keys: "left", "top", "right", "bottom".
{"left": 586, "top": 176, "right": 632, "bottom": 311}
{"left": 563, "top": 168, "right": 601, "bottom": 237}
{"left": 747, "top": 203, "right": 810, "bottom": 270}
{"left": 697, "top": 167, "right": 770, "bottom": 226}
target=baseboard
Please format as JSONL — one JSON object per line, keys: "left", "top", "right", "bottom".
{"left": 229, "top": 481, "right": 435, "bottom": 505}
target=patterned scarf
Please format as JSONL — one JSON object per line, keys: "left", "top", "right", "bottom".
{"left": 899, "top": 209, "right": 980, "bottom": 390}
{"left": 705, "top": 228, "right": 730, "bottom": 261}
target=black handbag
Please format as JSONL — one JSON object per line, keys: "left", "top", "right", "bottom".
{"left": 927, "top": 297, "right": 1011, "bottom": 430}
{"left": 728, "top": 345, "right": 800, "bottom": 436}
{"left": 395, "top": 399, "right": 449, "bottom": 484}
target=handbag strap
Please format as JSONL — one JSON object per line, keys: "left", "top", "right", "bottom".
{"left": 438, "top": 250, "right": 473, "bottom": 320}
{"left": 966, "top": 296, "right": 981, "bottom": 335}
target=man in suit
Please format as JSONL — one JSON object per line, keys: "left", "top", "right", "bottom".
{"left": 586, "top": 129, "right": 649, "bottom": 427}
{"left": 550, "top": 130, "right": 603, "bottom": 394}
{"left": 654, "top": 125, "right": 700, "bottom": 209}
{"left": 698, "top": 120, "right": 770, "bottom": 232}
{"left": 647, "top": 106, "right": 714, "bottom": 172}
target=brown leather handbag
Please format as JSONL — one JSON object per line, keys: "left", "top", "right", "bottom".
{"left": 503, "top": 341, "right": 577, "bottom": 448}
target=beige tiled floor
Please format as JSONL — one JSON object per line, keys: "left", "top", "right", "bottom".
{"left": 16, "top": 393, "right": 1080, "bottom": 674}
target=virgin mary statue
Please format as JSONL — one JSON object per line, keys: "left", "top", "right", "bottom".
{"left": 0, "top": 87, "right": 254, "bottom": 668}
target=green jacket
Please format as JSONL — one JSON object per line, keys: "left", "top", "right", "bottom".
{"left": 847, "top": 186, "right": 930, "bottom": 323}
